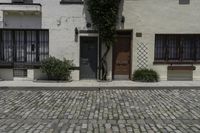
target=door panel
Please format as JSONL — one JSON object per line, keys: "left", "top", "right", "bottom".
{"left": 80, "top": 37, "right": 98, "bottom": 79}
{"left": 113, "top": 37, "right": 131, "bottom": 80}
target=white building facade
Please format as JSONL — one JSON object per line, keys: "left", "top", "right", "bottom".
{"left": 0, "top": 0, "right": 200, "bottom": 81}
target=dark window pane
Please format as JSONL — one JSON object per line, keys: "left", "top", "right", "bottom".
{"left": 39, "top": 30, "right": 49, "bottom": 62}
{"left": 181, "top": 36, "right": 194, "bottom": 60}
{"left": 2, "top": 31, "right": 13, "bottom": 62}
{"left": 26, "top": 31, "right": 37, "bottom": 62}
{"left": 167, "top": 35, "right": 179, "bottom": 60}
{"left": 196, "top": 36, "right": 200, "bottom": 60}
{"left": 154, "top": 34, "right": 198, "bottom": 62}
{"left": 15, "top": 30, "right": 25, "bottom": 62}
{"left": 155, "top": 35, "right": 165, "bottom": 60}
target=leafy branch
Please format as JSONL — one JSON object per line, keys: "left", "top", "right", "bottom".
{"left": 86, "top": 0, "right": 120, "bottom": 80}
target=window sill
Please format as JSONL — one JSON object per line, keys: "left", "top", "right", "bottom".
{"left": 0, "top": 62, "right": 41, "bottom": 69}
{"left": 153, "top": 60, "right": 200, "bottom": 64}
{"left": 0, "top": 62, "right": 12, "bottom": 68}
{"left": 0, "top": 3, "right": 41, "bottom": 6}
{"left": 60, "top": 1, "right": 83, "bottom": 4}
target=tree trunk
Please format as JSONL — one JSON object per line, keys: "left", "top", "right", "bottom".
{"left": 101, "top": 43, "right": 110, "bottom": 80}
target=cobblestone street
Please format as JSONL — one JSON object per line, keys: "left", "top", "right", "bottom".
{"left": 0, "top": 89, "right": 200, "bottom": 133}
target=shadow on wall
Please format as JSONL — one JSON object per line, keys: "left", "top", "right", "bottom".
{"left": 118, "top": 0, "right": 125, "bottom": 29}
{"left": 82, "top": 0, "right": 125, "bottom": 30}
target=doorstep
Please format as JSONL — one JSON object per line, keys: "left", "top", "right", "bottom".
{"left": 0, "top": 80, "right": 200, "bottom": 90}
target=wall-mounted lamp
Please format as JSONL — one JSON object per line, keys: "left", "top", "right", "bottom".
{"left": 86, "top": 22, "right": 92, "bottom": 28}
{"left": 75, "top": 27, "right": 78, "bottom": 42}
{"left": 75, "top": 27, "right": 79, "bottom": 35}
{"left": 121, "top": 16, "right": 125, "bottom": 23}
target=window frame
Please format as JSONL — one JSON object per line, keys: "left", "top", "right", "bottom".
{"left": 0, "top": 29, "right": 49, "bottom": 68}
{"left": 154, "top": 34, "right": 200, "bottom": 64}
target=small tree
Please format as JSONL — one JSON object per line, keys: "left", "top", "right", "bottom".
{"left": 41, "top": 56, "right": 74, "bottom": 81}
{"left": 133, "top": 69, "right": 159, "bottom": 82}
{"left": 86, "top": 0, "right": 121, "bottom": 80}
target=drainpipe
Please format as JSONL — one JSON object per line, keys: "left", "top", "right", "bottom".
{"left": 98, "top": 36, "right": 102, "bottom": 80}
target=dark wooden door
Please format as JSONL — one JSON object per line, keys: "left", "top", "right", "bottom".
{"left": 80, "top": 37, "right": 98, "bottom": 79}
{"left": 113, "top": 36, "right": 131, "bottom": 80}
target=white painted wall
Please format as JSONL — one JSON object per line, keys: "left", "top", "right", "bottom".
{"left": 4, "top": 12, "right": 41, "bottom": 28}
{"left": 123, "top": 0, "right": 200, "bottom": 80}
{"left": 39, "top": 0, "right": 90, "bottom": 80}
{"left": 0, "top": 0, "right": 200, "bottom": 81}
{"left": 0, "top": 0, "right": 89, "bottom": 80}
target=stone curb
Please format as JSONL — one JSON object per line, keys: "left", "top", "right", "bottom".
{"left": 0, "top": 86, "right": 200, "bottom": 91}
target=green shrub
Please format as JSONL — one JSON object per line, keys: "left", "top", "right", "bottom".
{"left": 41, "top": 56, "right": 74, "bottom": 81}
{"left": 132, "top": 69, "right": 159, "bottom": 82}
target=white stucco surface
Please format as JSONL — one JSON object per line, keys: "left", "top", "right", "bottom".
{"left": 123, "top": 0, "right": 200, "bottom": 80}
{"left": 4, "top": 12, "right": 41, "bottom": 28}
{"left": 0, "top": 0, "right": 200, "bottom": 81}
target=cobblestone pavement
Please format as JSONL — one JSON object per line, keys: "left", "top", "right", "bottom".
{"left": 0, "top": 89, "right": 200, "bottom": 133}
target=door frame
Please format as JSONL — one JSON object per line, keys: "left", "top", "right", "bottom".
{"left": 112, "top": 30, "right": 133, "bottom": 80}
{"left": 79, "top": 36, "right": 99, "bottom": 80}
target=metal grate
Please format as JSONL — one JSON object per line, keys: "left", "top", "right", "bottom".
{"left": 0, "top": 29, "right": 49, "bottom": 65}
{"left": 137, "top": 42, "right": 148, "bottom": 69}
{"left": 155, "top": 34, "right": 200, "bottom": 61}
{"left": 13, "top": 69, "right": 27, "bottom": 77}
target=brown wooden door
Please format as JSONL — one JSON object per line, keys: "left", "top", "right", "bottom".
{"left": 113, "top": 36, "right": 131, "bottom": 80}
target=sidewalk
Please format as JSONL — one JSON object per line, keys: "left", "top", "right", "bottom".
{"left": 0, "top": 80, "right": 200, "bottom": 89}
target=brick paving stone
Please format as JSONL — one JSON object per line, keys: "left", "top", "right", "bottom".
{"left": 0, "top": 89, "right": 199, "bottom": 132}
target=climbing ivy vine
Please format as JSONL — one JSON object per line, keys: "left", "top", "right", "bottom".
{"left": 86, "top": 0, "right": 121, "bottom": 80}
